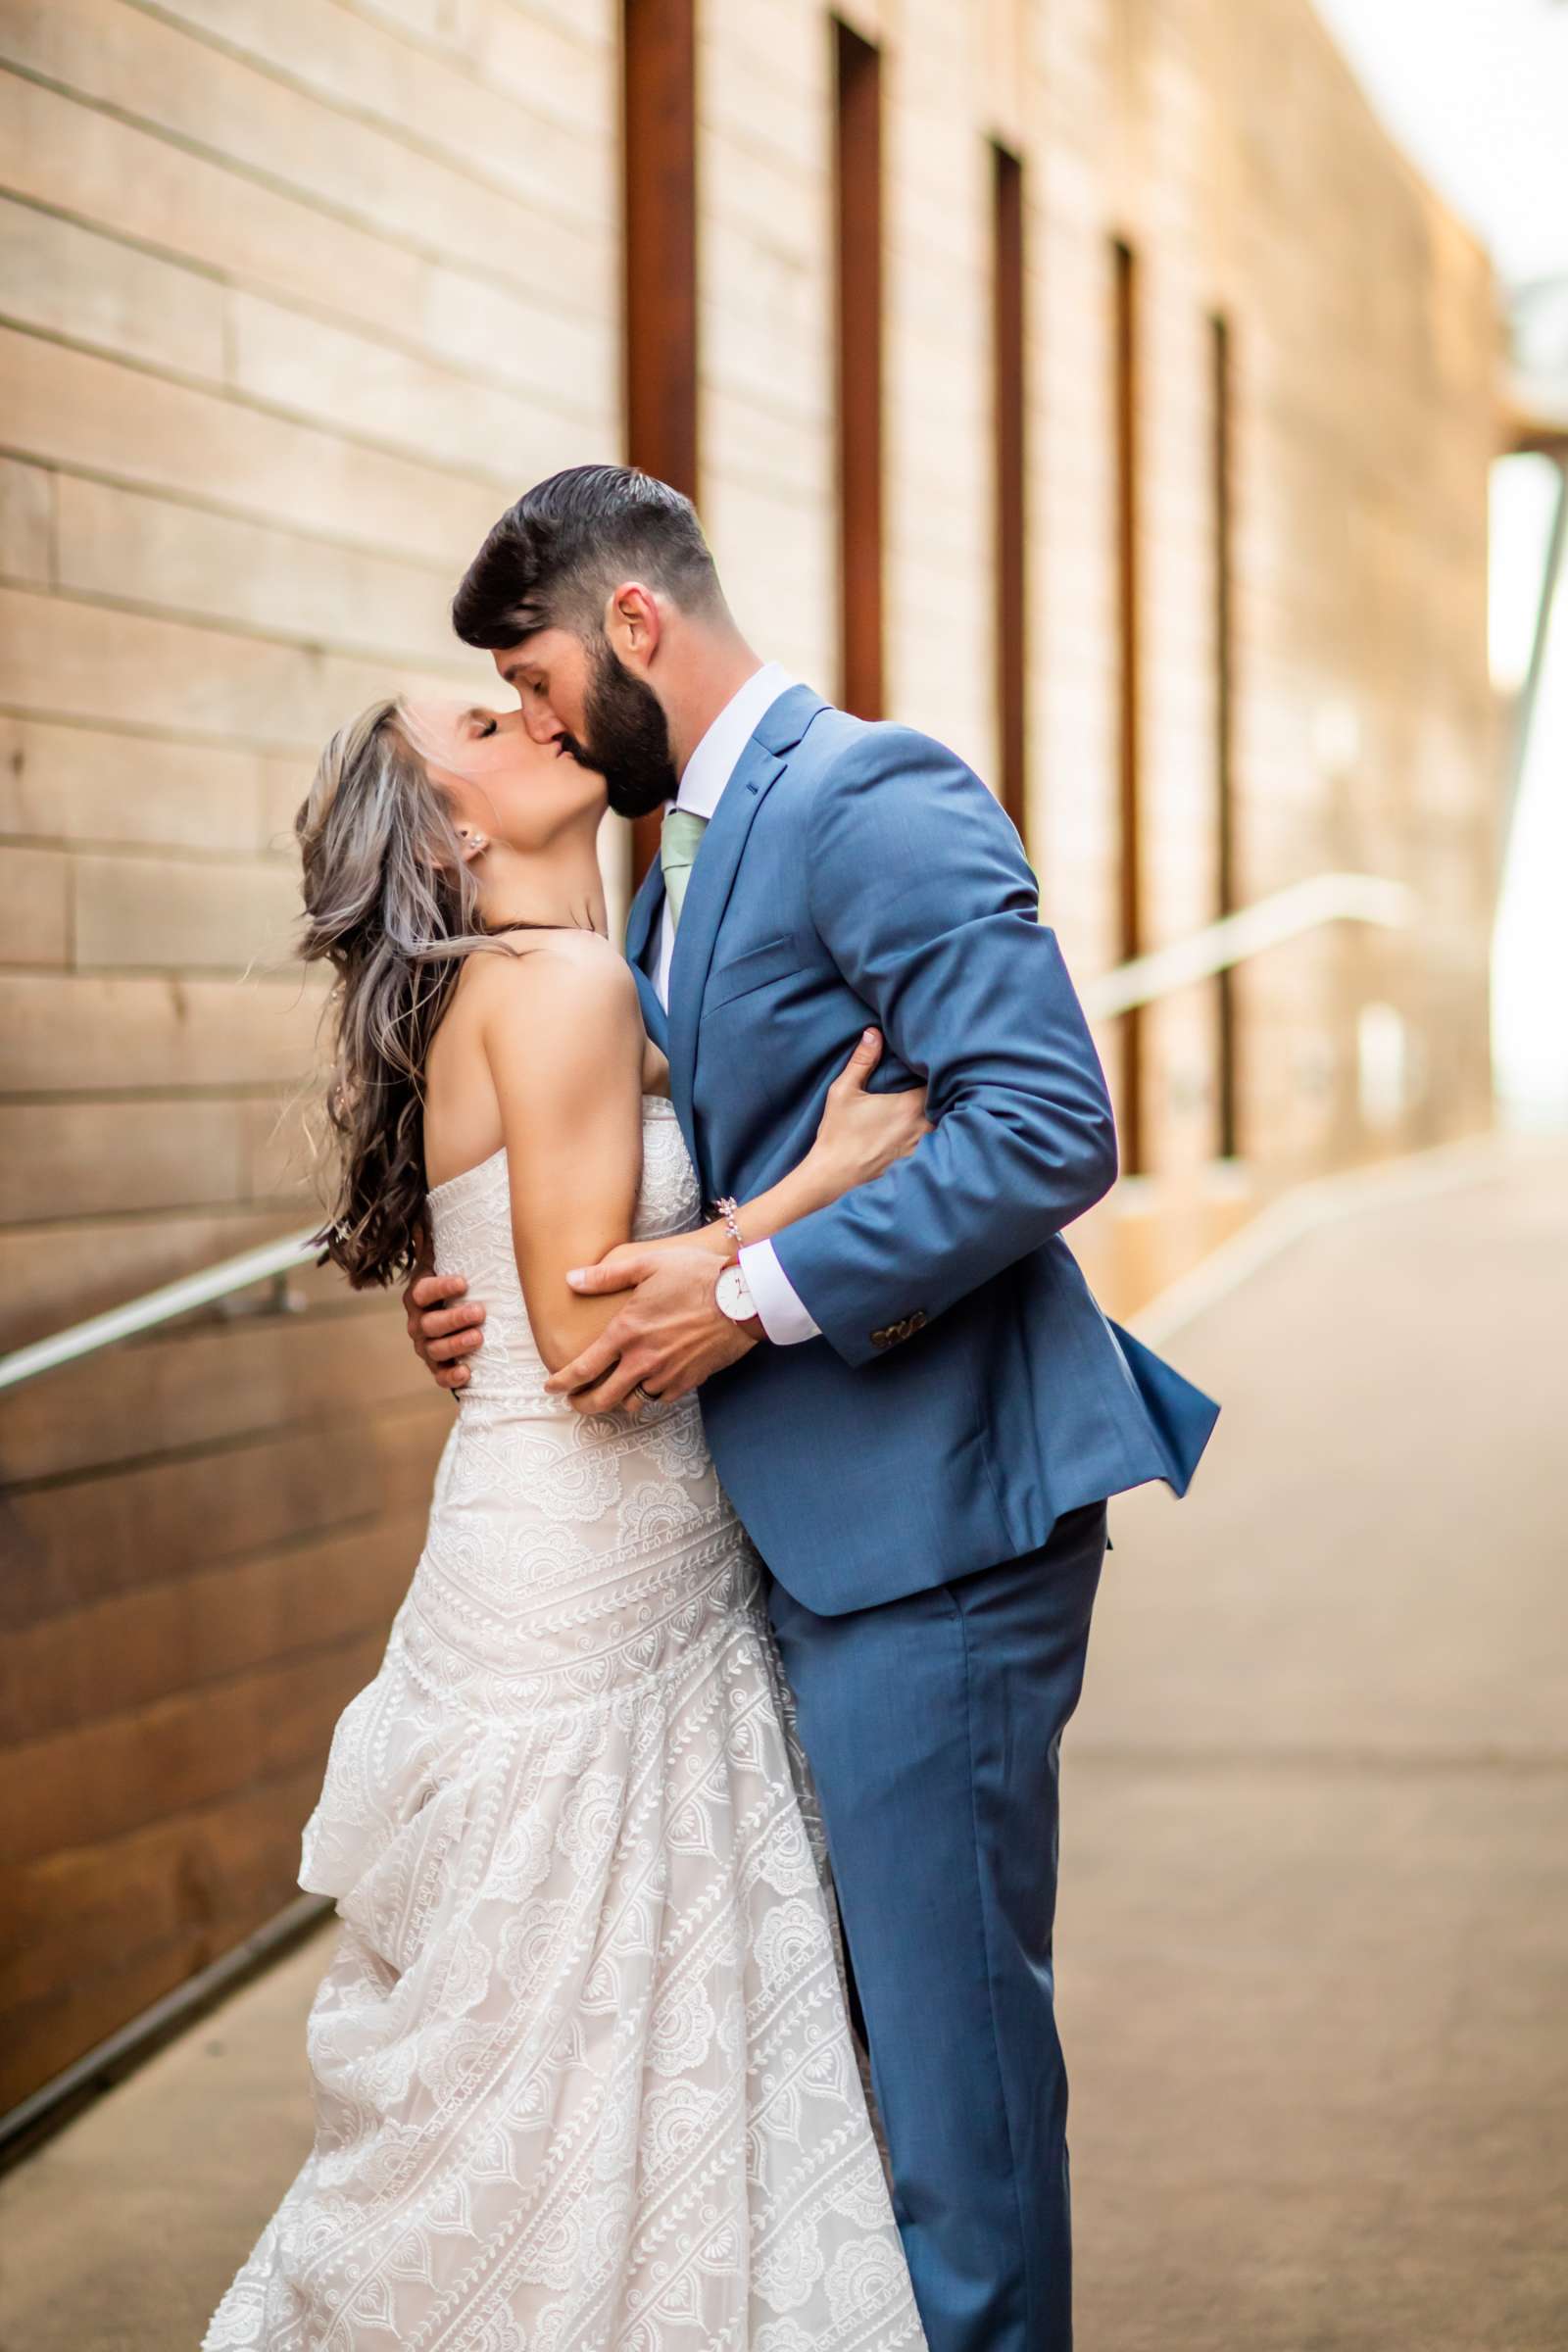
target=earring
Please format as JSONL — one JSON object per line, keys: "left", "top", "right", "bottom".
{"left": 467, "top": 834, "right": 488, "bottom": 855}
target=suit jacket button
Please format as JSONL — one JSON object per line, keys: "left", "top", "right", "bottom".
{"left": 871, "top": 1313, "right": 926, "bottom": 1348}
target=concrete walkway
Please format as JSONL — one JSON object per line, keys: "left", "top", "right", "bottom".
{"left": 3, "top": 1139, "right": 1565, "bottom": 2350}
{"left": 1068, "top": 1138, "right": 1568, "bottom": 2351}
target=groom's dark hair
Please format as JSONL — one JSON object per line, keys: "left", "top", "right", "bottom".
{"left": 452, "top": 464, "right": 724, "bottom": 649}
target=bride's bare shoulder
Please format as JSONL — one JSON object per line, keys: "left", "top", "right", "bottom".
{"left": 465, "top": 930, "right": 639, "bottom": 1046}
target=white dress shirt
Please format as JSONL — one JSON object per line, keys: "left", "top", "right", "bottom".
{"left": 651, "top": 662, "right": 821, "bottom": 1347}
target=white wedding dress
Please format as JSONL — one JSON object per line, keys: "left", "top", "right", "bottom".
{"left": 204, "top": 1096, "right": 925, "bottom": 2352}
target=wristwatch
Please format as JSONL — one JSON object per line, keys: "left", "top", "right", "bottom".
{"left": 714, "top": 1258, "right": 760, "bottom": 1331}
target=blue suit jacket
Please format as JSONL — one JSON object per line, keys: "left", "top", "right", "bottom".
{"left": 627, "top": 685, "right": 1219, "bottom": 1613}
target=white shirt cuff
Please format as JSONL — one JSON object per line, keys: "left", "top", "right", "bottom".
{"left": 738, "top": 1239, "right": 822, "bottom": 1346}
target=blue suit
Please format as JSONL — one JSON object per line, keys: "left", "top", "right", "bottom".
{"left": 628, "top": 685, "right": 1218, "bottom": 2348}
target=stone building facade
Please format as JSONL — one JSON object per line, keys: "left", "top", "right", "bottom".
{"left": 0, "top": 0, "right": 1499, "bottom": 2103}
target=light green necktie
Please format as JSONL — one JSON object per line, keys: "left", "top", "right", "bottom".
{"left": 661, "top": 807, "right": 709, "bottom": 933}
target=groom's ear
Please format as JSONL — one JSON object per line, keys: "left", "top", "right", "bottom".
{"left": 605, "top": 581, "right": 662, "bottom": 674}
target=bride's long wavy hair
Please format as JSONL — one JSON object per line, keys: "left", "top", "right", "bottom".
{"left": 295, "top": 699, "right": 513, "bottom": 1288}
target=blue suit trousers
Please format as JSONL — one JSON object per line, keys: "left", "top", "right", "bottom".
{"left": 766, "top": 1501, "right": 1108, "bottom": 2352}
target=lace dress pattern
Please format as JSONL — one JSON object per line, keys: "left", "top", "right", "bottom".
{"left": 204, "top": 1098, "right": 925, "bottom": 2352}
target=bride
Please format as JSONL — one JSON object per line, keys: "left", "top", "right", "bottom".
{"left": 203, "top": 693, "right": 930, "bottom": 2349}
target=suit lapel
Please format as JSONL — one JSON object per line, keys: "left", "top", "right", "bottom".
{"left": 665, "top": 685, "right": 827, "bottom": 1192}
{"left": 623, "top": 853, "right": 669, "bottom": 1056}
{"left": 664, "top": 734, "right": 782, "bottom": 1188}
{"left": 624, "top": 849, "right": 664, "bottom": 971}
{"left": 633, "top": 963, "right": 668, "bottom": 1058}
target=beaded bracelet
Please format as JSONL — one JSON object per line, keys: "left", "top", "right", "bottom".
{"left": 713, "top": 1195, "right": 744, "bottom": 1247}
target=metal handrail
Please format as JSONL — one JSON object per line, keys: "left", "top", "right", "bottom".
{"left": 0, "top": 869, "right": 1412, "bottom": 1396}
{"left": 0, "top": 1229, "right": 326, "bottom": 1396}
{"left": 1082, "top": 870, "right": 1413, "bottom": 1019}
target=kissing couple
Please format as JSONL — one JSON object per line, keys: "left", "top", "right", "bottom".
{"left": 205, "top": 463, "right": 1217, "bottom": 2352}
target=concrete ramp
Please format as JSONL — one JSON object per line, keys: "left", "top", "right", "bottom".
{"left": 1070, "top": 1138, "right": 1568, "bottom": 2350}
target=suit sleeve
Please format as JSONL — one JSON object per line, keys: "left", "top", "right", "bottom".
{"left": 768, "top": 726, "right": 1118, "bottom": 1369}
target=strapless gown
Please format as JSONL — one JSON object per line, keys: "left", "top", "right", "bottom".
{"left": 203, "top": 1097, "right": 925, "bottom": 2352}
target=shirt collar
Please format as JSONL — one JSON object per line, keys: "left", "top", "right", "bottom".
{"left": 673, "top": 661, "right": 797, "bottom": 822}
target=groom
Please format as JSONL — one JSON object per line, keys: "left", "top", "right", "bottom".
{"left": 408, "top": 464, "right": 1218, "bottom": 2351}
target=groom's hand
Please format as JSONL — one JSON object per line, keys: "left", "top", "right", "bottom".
{"left": 545, "top": 1243, "right": 759, "bottom": 1413}
{"left": 403, "top": 1247, "right": 486, "bottom": 1395}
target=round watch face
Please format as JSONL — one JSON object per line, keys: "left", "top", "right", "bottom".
{"left": 715, "top": 1262, "right": 756, "bottom": 1324}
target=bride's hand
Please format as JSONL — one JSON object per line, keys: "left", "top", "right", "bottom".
{"left": 807, "top": 1029, "right": 931, "bottom": 1201}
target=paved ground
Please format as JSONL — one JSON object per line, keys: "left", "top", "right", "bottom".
{"left": 1067, "top": 1139, "right": 1568, "bottom": 2352}
{"left": 3, "top": 1138, "right": 1565, "bottom": 2350}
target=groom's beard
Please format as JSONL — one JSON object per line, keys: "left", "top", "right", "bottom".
{"left": 561, "top": 640, "right": 677, "bottom": 820}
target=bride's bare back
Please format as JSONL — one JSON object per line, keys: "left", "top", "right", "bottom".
{"left": 423, "top": 930, "right": 669, "bottom": 1191}
{"left": 421, "top": 929, "right": 667, "bottom": 1372}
